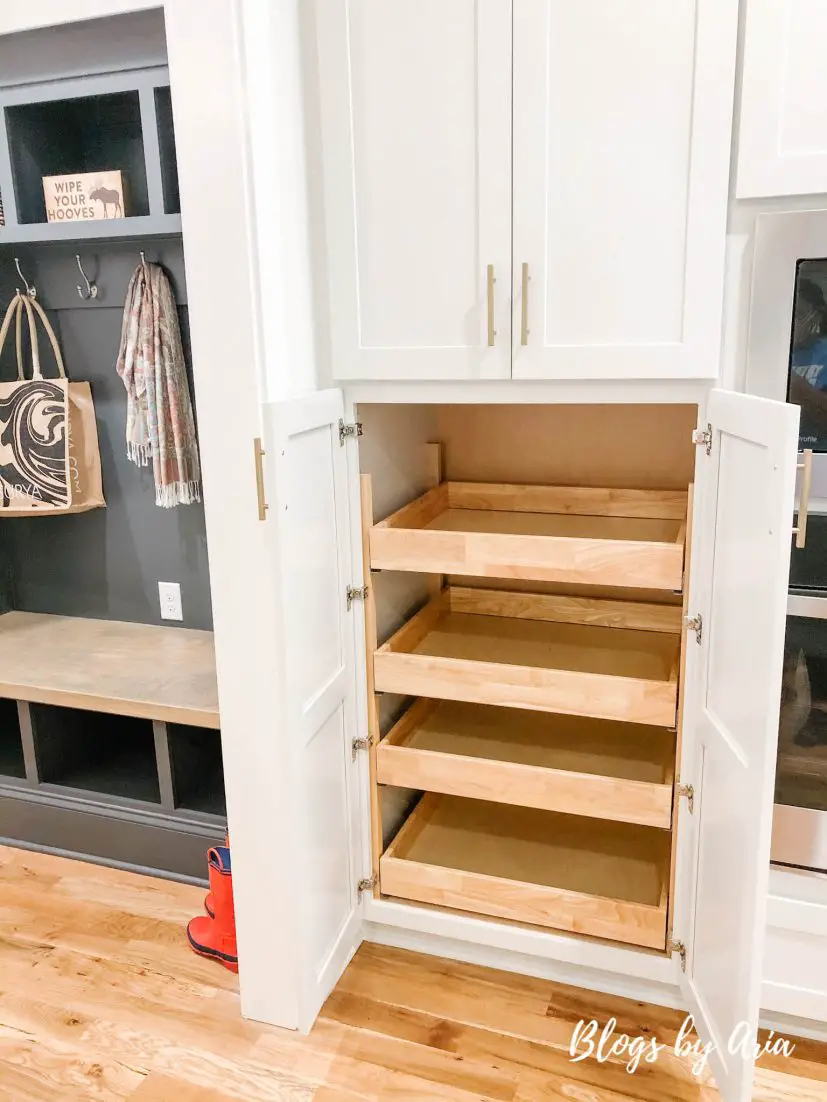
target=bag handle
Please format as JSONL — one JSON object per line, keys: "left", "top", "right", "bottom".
{"left": 0, "top": 294, "right": 33, "bottom": 380}
{"left": 17, "top": 294, "right": 67, "bottom": 380}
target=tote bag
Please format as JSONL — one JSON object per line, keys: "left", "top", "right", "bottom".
{"left": 0, "top": 292, "right": 105, "bottom": 515}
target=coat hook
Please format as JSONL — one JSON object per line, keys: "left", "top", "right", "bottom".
{"left": 14, "top": 257, "right": 36, "bottom": 299}
{"left": 75, "top": 254, "right": 98, "bottom": 301}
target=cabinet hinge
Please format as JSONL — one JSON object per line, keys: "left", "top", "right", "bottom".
{"left": 677, "top": 782, "right": 695, "bottom": 814}
{"left": 669, "top": 939, "right": 687, "bottom": 972}
{"left": 357, "top": 875, "right": 377, "bottom": 896}
{"left": 351, "top": 735, "right": 374, "bottom": 762}
{"left": 339, "top": 419, "right": 363, "bottom": 446}
{"left": 692, "top": 424, "right": 713, "bottom": 456}
{"left": 346, "top": 584, "right": 369, "bottom": 610}
{"left": 684, "top": 613, "right": 703, "bottom": 644}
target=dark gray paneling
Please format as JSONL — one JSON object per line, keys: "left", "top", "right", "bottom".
{"left": 0, "top": 12, "right": 168, "bottom": 91}
{"left": 0, "top": 782, "right": 223, "bottom": 882}
{"left": 0, "top": 240, "right": 213, "bottom": 629}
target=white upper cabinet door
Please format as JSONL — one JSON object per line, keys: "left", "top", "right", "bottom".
{"left": 676, "top": 391, "right": 799, "bottom": 1101}
{"left": 512, "top": 0, "right": 739, "bottom": 380}
{"left": 737, "top": 0, "right": 827, "bottom": 198}
{"left": 314, "top": 1, "right": 512, "bottom": 381}
{"left": 265, "top": 389, "right": 363, "bottom": 1030}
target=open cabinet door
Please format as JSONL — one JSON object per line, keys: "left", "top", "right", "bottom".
{"left": 677, "top": 389, "right": 799, "bottom": 1100}
{"left": 265, "top": 389, "right": 363, "bottom": 1031}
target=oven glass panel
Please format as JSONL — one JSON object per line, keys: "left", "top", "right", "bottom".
{"left": 789, "top": 258, "right": 827, "bottom": 453}
{"left": 777, "top": 616, "right": 827, "bottom": 813}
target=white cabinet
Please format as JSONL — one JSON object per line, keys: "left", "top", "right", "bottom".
{"left": 314, "top": 1, "right": 512, "bottom": 381}
{"left": 738, "top": 0, "right": 827, "bottom": 198}
{"left": 512, "top": 0, "right": 737, "bottom": 380}
{"left": 314, "top": 1, "right": 738, "bottom": 382}
{"left": 263, "top": 389, "right": 799, "bottom": 1102}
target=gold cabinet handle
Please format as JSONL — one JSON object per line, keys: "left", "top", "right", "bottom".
{"left": 253, "top": 437, "right": 269, "bottom": 521}
{"left": 520, "top": 262, "right": 530, "bottom": 346}
{"left": 793, "top": 448, "right": 813, "bottom": 549}
{"left": 487, "top": 264, "right": 496, "bottom": 346}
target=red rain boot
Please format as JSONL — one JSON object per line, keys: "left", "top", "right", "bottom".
{"left": 204, "top": 832, "right": 229, "bottom": 918}
{"left": 188, "top": 845, "right": 238, "bottom": 972}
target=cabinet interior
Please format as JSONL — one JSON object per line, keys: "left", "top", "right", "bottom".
{"left": 358, "top": 402, "right": 696, "bottom": 952}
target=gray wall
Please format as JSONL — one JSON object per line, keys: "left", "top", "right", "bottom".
{"left": 0, "top": 240, "right": 213, "bottom": 630}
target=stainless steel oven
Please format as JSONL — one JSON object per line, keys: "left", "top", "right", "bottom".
{"left": 749, "top": 210, "right": 827, "bottom": 872}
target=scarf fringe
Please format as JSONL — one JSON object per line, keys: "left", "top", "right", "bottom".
{"left": 156, "top": 480, "right": 201, "bottom": 509}
{"left": 127, "top": 442, "right": 151, "bottom": 467}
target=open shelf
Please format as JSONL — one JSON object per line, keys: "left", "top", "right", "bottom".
{"left": 168, "top": 724, "right": 226, "bottom": 817}
{"left": 378, "top": 700, "right": 675, "bottom": 829}
{"left": 0, "top": 613, "right": 219, "bottom": 728}
{"left": 32, "top": 704, "right": 160, "bottom": 804}
{"left": 370, "top": 482, "right": 687, "bottom": 591}
{"left": 374, "top": 588, "right": 681, "bottom": 727}
{"left": 6, "top": 91, "right": 149, "bottom": 224}
{"left": 380, "top": 793, "right": 670, "bottom": 949}
{"left": 0, "top": 699, "right": 25, "bottom": 780}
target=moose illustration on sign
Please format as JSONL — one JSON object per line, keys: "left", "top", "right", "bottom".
{"left": 89, "top": 187, "right": 123, "bottom": 219}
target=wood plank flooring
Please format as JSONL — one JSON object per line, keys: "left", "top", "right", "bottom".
{"left": 0, "top": 845, "right": 824, "bottom": 1100}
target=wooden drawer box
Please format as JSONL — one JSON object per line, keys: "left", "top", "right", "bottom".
{"left": 370, "top": 482, "right": 687, "bottom": 591}
{"left": 378, "top": 700, "right": 675, "bottom": 829}
{"left": 380, "top": 793, "right": 670, "bottom": 950}
{"left": 373, "top": 588, "right": 681, "bottom": 727}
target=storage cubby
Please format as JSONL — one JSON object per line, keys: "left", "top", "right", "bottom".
{"left": 0, "top": 698, "right": 25, "bottom": 779}
{"left": 6, "top": 91, "right": 149, "bottom": 224}
{"left": 168, "top": 723, "right": 226, "bottom": 817}
{"left": 32, "top": 703, "right": 161, "bottom": 804}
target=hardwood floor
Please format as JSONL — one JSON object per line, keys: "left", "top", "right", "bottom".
{"left": 0, "top": 846, "right": 824, "bottom": 1100}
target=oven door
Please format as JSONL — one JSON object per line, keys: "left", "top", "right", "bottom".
{"left": 775, "top": 600, "right": 827, "bottom": 870}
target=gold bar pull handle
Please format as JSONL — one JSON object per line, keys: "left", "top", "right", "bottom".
{"left": 520, "top": 261, "right": 530, "bottom": 346}
{"left": 794, "top": 448, "right": 813, "bottom": 549}
{"left": 486, "top": 264, "right": 496, "bottom": 347}
{"left": 253, "top": 437, "right": 269, "bottom": 522}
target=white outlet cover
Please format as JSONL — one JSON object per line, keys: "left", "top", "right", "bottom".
{"left": 158, "top": 581, "right": 183, "bottom": 622}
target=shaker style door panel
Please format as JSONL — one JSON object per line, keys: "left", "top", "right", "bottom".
{"left": 676, "top": 391, "right": 799, "bottom": 1102}
{"left": 737, "top": 0, "right": 827, "bottom": 198}
{"left": 511, "top": 0, "right": 738, "bottom": 380}
{"left": 265, "top": 389, "right": 363, "bottom": 1030}
{"left": 314, "top": 1, "right": 512, "bottom": 380}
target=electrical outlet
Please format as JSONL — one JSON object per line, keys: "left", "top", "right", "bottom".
{"left": 158, "top": 581, "right": 183, "bottom": 622}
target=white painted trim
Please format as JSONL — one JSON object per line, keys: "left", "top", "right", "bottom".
{"left": 364, "top": 914, "right": 683, "bottom": 1012}
{"left": 364, "top": 896, "right": 677, "bottom": 987}
{"left": 345, "top": 379, "right": 712, "bottom": 407}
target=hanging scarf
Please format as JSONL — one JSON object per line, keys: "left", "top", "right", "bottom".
{"left": 116, "top": 261, "right": 201, "bottom": 507}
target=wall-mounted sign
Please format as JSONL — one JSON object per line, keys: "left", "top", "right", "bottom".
{"left": 43, "top": 171, "right": 126, "bottom": 223}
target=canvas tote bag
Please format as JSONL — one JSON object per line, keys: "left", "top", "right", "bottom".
{"left": 0, "top": 292, "right": 105, "bottom": 515}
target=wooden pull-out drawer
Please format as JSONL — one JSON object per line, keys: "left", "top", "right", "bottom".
{"left": 380, "top": 793, "right": 669, "bottom": 950}
{"left": 374, "top": 588, "right": 681, "bottom": 727}
{"left": 370, "top": 482, "right": 687, "bottom": 591}
{"left": 378, "top": 700, "right": 675, "bottom": 829}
